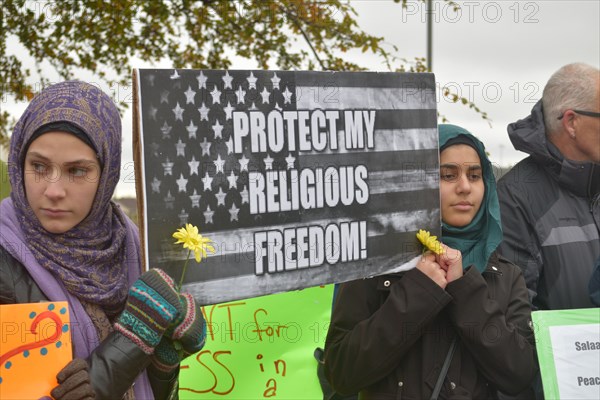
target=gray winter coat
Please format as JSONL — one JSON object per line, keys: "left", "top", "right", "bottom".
{"left": 497, "top": 100, "right": 600, "bottom": 310}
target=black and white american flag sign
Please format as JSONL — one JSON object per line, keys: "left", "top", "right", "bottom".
{"left": 134, "top": 69, "right": 440, "bottom": 305}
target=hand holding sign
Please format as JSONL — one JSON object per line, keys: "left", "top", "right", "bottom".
{"left": 51, "top": 359, "right": 94, "bottom": 400}
{"left": 0, "top": 302, "right": 72, "bottom": 399}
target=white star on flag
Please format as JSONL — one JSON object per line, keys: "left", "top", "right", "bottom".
{"left": 160, "top": 90, "right": 169, "bottom": 104}
{"left": 282, "top": 87, "right": 293, "bottom": 104}
{"left": 189, "top": 189, "right": 201, "bottom": 208}
{"left": 184, "top": 86, "right": 196, "bottom": 104}
{"left": 271, "top": 72, "right": 281, "bottom": 89}
{"left": 178, "top": 209, "right": 189, "bottom": 226}
{"left": 235, "top": 86, "right": 246, "bottom": 104}
{"left": 151, "top": 177, "right": 161, "bottom": 193}
{"left": 239, "top": 155, "right": 250, "bottom": 171}
{"left": 175, "top": 139, "right": 186, "bottom": 157}
{"left": 240, "top": 185, "right": 249, "bottom": 204}
{"left": 148, "top": 106, "right": 157, "bottom": 120}
{"left": 210, "top": 86, "right": 222, "bottom": 104}
{"left": 160, "top": 121, "right": 172, "bottom": 138}
{"left": 212, "top": 120, "right": 224, "bottom": 139}
{"left": 197, "top": 71, "right": 208, "bottom": 89}
{"left": 164, "top": 191, "right": 175, "bottom": 209}
{"left": 149, "top": 142, "right": 160, "bottom": 157}
{"left": 224, "top": 102, "right": 235, "bottom": 120}
{"left": 215, "top": 187, "right": 227, "bottom": 207}
{"left": 222, "top": 71, "right": 233, "bottom": 89}
{"left": 186, "top": 120, "right": 198, "bottom": 139}
{"left": 247, "top": 72, "right": 258, "bottom": 89}
{"left": 176, "top": 173, "right": 188, "bottom": 192}
{"left": 229, "top": 203, "right": 240, "bottom": 222}
{"left": 225, "top": 137, "right": 234, "bottom": 154}
{"left": 214, "top": 154, "right": 225, "bottom": 174}
{"left": 173, "top": 102, "right": 184, "bottom": 121}
{"left": 202, "top": 172, "right": 213, "bottom": 192}
{"left": 204, "top": 204, "right": 214, "bottom": 224}
{"left": 145, "top": 74, "right": 155, "bottom": 86}
{"left": 264, "top": 155, "right": 274, "bottom": 170}
{"left": 286, "top": 154, "right": 296, "bottom": 169}
{"left": 188, "top": 156, "right": 199, "bottom": 175}
{"left": 162, "top": 158, "right": 174, "bottom": 175}
{"left": 200, "top": 137, "right": 211, "bottom": 156}
{"left": 198, "top": 103, "right": 210, "bottom": 121}
{"left": 170, "top": 70, "right": 180, "bottom": 80}
{"left": 227, "top": 170, "right": 238, "bottom": 189}
{"left": 260, "top": 87, "right": 270, "bottom": 103}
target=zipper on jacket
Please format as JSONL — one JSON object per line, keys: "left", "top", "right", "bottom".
{"left": 588, "top": 163, "right": 598, "bottom": 209}
{"left": 591, "top": 193, "right": 600, "bottom": 229}
{"left": 483, "top": 266, "right": 503, "bottom": 276}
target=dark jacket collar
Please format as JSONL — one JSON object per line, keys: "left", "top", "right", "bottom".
{"left": 507, "top": 100, "right": 600, "bottom": 199}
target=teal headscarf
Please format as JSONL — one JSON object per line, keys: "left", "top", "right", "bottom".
{"left": 438, "top": 124, "right": 503, "bottom": 272}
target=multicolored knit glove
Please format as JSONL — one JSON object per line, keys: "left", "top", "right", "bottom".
{"left": 150, "top": 292, "right": 207, "bottom": 373}
{"left": 150, "top": 337, "right": 181, "bottom": 375}
{"left": 114, "top": 269, "right": 180, "bottom": 354}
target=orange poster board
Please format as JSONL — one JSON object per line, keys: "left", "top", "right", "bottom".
{"left": 0, "top": 302, "right": 72, "bottom": 399}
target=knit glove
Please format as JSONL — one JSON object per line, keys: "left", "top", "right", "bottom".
{"left": 51, "top": 358, "right": 95, "bottom": 400}
{"left": 150, "top": 292, "right": 207, "bottom": 373}
{"left": 114, "top": 269, "right": 180, "bottom": 354}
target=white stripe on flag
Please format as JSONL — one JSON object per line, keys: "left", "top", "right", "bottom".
{"left": 295, "top": 87, "right": 436, "bottom": 110}
{"left": 304, "top": 128, "right": 438, "bottom": 155}
{"left": 369, "top": 170, "right": 438, "bottom": 194}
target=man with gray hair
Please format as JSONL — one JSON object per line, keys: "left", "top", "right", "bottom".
{"left": 497, "top": 62, "right": 599, "bottom": 313}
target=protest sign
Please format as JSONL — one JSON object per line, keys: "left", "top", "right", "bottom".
{"left": 0, "top": 301, "right": 72, "bottom": 399}
{"left": 133, "top": 69, "right": 439, "bottom": 305}
{"left": 183, "top": 285, "right": 332, "bottom": 398}
{"left": 532, "top": 308, "right": 600, "bottom": 400}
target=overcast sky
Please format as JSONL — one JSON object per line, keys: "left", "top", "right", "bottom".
{"left": 3, "top": 0, "right": 599, "bottom": 197}
{"left": 352, "top": 0, "right": 600, "bottom": 162}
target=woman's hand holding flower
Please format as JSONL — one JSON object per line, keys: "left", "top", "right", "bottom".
{"left": 417, "top": 252, "right": 447, "bottom": 289}
{"left": 150, "top": 292, "right": 206, "bottom": 375}
{"left": 436, "top": 244, "right": 463, "bottom": 284}
{"left": 148, "top": 224, "right": 211, "bottom": 375}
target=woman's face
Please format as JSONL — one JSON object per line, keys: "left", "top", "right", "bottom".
{"left": 24, "top": 131, "right": 100, "bottom": 234}
{"left": 439, "top": 144, "right": 485, "bottom": 227}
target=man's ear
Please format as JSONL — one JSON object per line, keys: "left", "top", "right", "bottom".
{"left": 560, "top": 110, "right": 577, "bottom": 139}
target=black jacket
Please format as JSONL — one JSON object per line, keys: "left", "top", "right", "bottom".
{"left": 324, "top": 253, "right": 536, "bottom": 399}
{"left": 0, "top": 245, "right": 178, "bottom": 399}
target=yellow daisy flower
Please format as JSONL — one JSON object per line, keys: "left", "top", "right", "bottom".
{"left": 416, "top": 229, "right": 445, "bottom": 255}
{"left": 173, "top": 223, "right": 215, "bottom": 263}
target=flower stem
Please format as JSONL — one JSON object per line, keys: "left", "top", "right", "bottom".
{"left": 177, "top": 250, "right": 191, "bottom": 292}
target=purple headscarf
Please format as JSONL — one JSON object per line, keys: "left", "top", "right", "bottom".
{"left": 0, "top": 81, "right": 153, "bottom": 398}
{"left": 8, "top": 80, "right": 130, "bottom": 314}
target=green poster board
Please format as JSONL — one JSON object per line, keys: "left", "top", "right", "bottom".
{"left": 532, "top": 308, "right": 600, "bottom": 400}
{"left": 179, "top": 285, "right": 333, "bottom": 398}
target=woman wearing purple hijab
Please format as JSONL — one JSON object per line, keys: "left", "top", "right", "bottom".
{"left": 0, "top": 81, "right": 206, "bottom": 399}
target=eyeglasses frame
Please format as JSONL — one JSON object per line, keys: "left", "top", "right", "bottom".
{"left": 557, "top": 109, "right": 600, "bottom": 120}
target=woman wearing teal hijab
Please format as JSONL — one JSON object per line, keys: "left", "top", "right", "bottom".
{"left": 324, "top": 124, "right": 536, "bottom": 399}
{"left": 439, "top": 124, "right": 503, "bottom": 273}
